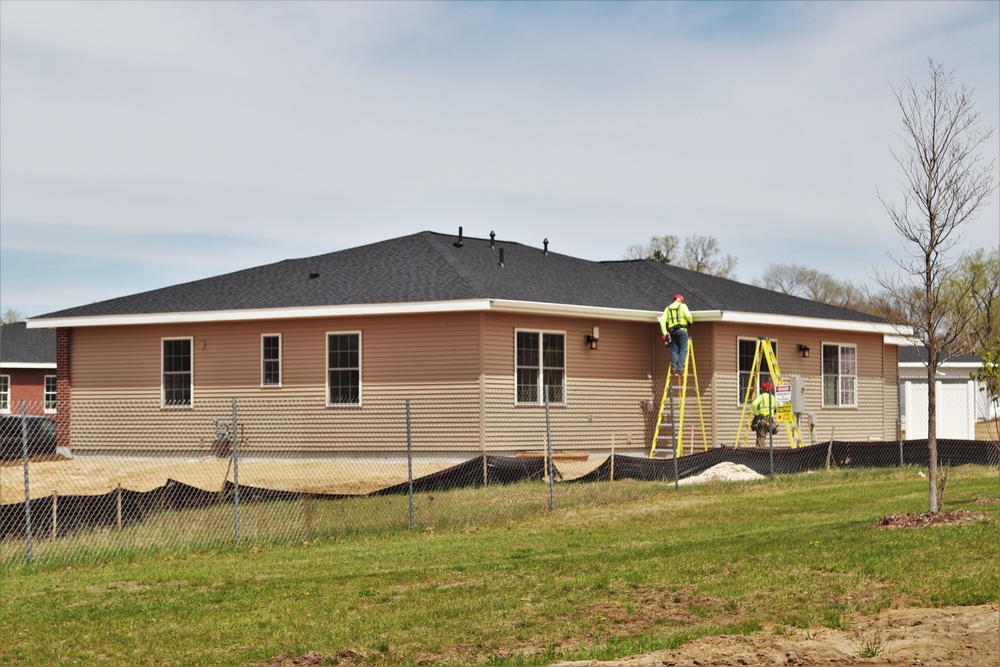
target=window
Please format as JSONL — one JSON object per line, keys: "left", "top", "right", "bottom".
{"left": 516, "top": 330, "right": 565, "bottom": 405}
{"left": 44, "top": 375, "right": 57, "bottom": 413}
{"left": 262, "top": 334, "right": 281, "bottom": 387}
{"left": 162, "top": 338, "right": 193, "bottom": 408}
{"left": 0, "top": 375, "right": 9, "bottom": 412}
{"left": 327, "top": 332, "right": 360, "bottom": 405}
{"left": 823, "top": 343, "right": 857, "bottom": 407}
{"left": 737, "top": 338, "right": 776, "bottom": 403}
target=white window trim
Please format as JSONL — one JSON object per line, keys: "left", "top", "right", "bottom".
{"left": 326, "top": 331, "right": 362, "bottom": 407}
{"left": 161, "top": 336, "right": 194, "bottom": 409}
{"left": 261, "top": 333, "right": 282, "bottom": 388}
{"left": 44, "top": 375, "right": 57, "bottom": 414}
{"left": 514, "top": 328, "right": 567, "bottom": 406}
{"left": 822, "top": 342, "right": 858, "bottom": 408}
{"left": 0, "top": 375, "right": 9, "bottom": 413}
{"left": 736, "top": 337, "right": 778, "bottom": 405}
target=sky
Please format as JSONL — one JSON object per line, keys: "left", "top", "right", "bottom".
{"left": 1, "top": 1, "right": 998, "bottom": 319}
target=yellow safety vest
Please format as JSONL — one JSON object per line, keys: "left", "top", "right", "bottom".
{"left": 752, "top": 392, "right": 776, "bottom": 416}
{"left": 662, "top": 302, "right": 691, "bottom": 331}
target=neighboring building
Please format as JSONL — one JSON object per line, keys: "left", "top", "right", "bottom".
{"left": 898, "top": 346, "right": 986, "bottom": 440}
{"left": 27, "top": 230, "right": 906, "bottom": 456}
{"left": 0, "top": 322, "right": 58, "bottom": 415}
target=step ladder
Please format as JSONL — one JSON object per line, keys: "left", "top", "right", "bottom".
{"left": 735, "top": 337, "right": 804, "bottom": 448}
{"left": 648, "top": 340, "right": 708, "bottom": 458}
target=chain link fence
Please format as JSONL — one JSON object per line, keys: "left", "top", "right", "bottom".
{"left": 3, "top": 388, "right": 998, "bottom": 570}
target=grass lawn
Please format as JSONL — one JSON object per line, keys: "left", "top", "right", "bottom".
{"left": 1, "top": 467, "right": 997, "bottom": 666}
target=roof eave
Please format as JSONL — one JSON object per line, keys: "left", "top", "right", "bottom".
{"left": 26, "top": 299, "right": 497, "bottom": 328}
{"left": 27, "top": 300, "right": 909, "bottom": 336}
{"left": 0, "top": 362, "right": 58, "bottom": 369}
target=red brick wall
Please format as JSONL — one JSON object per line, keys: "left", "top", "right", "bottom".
{"left": 56, "top": 328, "right": 72, "bottom": 449}
{"left": 3, "top": 367, "right": 49, "bottom": 414}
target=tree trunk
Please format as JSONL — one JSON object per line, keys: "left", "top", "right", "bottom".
{"left": 926, "top": 360, "right": 939, "bottom": 513}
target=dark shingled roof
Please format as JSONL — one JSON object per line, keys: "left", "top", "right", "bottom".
{"left": 898, "top": 346, "right": 982, "bottom": 364}
{"left": 0, "top": 322, "right": 56, "bottom": 364}
{"left": 33, "top": 230, "right": 884, "bottom": 323}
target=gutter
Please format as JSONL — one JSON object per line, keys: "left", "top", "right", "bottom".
{"left": 26, "top": 299, "right": 909, "bottom": 337}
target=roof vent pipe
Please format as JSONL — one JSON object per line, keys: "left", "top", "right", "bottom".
{"left": 499, "top": 247, "right": 505, "bottom": 267}
{"left": 454, "top": 226, "right": 464, "bottom": 248}
{"left": 543, "top": 238, "right": 549, "bottom": 255}
{"left": 490, "top": 231, "right": 495, "bottom": 249}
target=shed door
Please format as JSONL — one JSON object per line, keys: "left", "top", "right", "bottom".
{"left": 905, "top": 380, "right": 974, "bottom": 439}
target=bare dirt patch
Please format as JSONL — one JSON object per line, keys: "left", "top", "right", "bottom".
{"left": 547, "top": 604, "right": 1000, "bottom": 667}
{"left": 875, "top": 509, "right": 992, "bottom": 529}
{"left": 256, "top": 605, "right": 999, "bottom": 666}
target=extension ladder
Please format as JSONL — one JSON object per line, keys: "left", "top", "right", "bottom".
{"left": 648, "top": 341, "right": 708, "bottom": 458}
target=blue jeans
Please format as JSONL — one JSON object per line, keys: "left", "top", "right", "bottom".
{"left": 670, "top": 327, "right": 689, "bottom": 372}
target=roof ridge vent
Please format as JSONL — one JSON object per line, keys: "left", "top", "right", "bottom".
{"left": 454, "top": 226, "right": 464, "bottom": 248}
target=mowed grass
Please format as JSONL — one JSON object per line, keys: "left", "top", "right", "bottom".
{"left": 1, "top": 467, "right": 997, "bottom": 667}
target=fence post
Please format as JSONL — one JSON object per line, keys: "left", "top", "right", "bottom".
{"left": 20, "top": 401, "right": 33, "bottom": 564}
{"left": 768, "top": 399, "right": 775, "bottom": 479}
{"left": 898, "top": 377, "right": 905, "bottom": 467}
{"left": 117, "top": 483, "right": 123, "bottom": 530}
{"left": 232, "top": 397, "right": 241, "bottom": 547}
{"left": 545, "top": 391, "right": 554, "bottom": 510}
{"left": 51, "top": 490, "right": 58, "bottom": 539}
{"left": 610, "top": 435, "right": 616, "bottom": 482}
{"left": 407, "top": 399, "right": 414, "bottom": 530}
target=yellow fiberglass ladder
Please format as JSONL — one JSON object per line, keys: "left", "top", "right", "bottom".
{"left": 735, "top": 337, "right": 804, "bottom": 449}
{"left": 648, "top": 341, "right": 709, "bottom": 458}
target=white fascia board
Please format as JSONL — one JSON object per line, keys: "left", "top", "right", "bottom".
{"left": 899, "top": 362, "right": 982, "bottom": 369}
{"left": 696, "top": 310, "right": 906, "bottom": 335}
{"left": 27, "top": 298, "right": 908, "bottom": 336}
{"left": 26, "top": 299, "right": 496, "bottom": 328}
{"left": 0, "top": 362, "right": 57, "bottom": 369}
{"left": 885, "top": 335, "right": 919, "bottom": 346}
{"left": 488, "top": 300, "right": 657, "bottom": 321}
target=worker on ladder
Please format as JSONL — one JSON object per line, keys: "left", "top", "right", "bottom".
{"left": 659, "top": 294, "right": 693, "bottom": 379}
{"left": 751, "top": 381, "right": 778, "bottom": 448}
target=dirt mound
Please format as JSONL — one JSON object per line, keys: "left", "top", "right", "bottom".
{"left": 678, "top": 462, "right": 765, "bottom": 485}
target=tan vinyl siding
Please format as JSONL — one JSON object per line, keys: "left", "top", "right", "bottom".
{"left": 64, "top": 312, "right": 900, "bottom": 455}
{"left": 704, "top": 324, "right": 894, "bottom": 447}
{"left": 480, "top": 314, "right": 655, "bottom": 455}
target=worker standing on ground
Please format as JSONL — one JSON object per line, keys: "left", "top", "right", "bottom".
{"left": 659, "top": 294, "right": 693, "bottom": 377}
{"left": 751, "top": 381, "right": 777, "bottom": 448}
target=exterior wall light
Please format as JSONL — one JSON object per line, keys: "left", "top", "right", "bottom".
{"left": 798, "top": 344, "right": 810, "bottom": 358}
{"left": 585, "top": 326, "right": 600, "bottom": 350}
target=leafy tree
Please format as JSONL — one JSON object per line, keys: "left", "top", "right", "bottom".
{"left": 944, "top": 247, "right": 1000, "bottom": 356}
{"left": 754, "top": 263, "right": 855, "bottom": 307}
{"left": 972, "top": 337, "right": 1000, "bottom": 440}
{"left": 873, "top": 59, "right": 997, "bottom": 512}
{"left": 624, "top": 234, "right": 738, "bottom": 279}
{"left": 623, "top": 235, "right": 679, "bottom": 263}
{"left": 680, "top": 235, "right": 739, "bottom": 279}
{"left": 1, "top": 309, "right": 23, "bottom": 324}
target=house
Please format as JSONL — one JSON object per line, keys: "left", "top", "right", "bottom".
{"left": 0, "top": 322, "right": 58, "bottom": 416}
{"left": 898, "top": 346, "right": 990, "bottom": 440}
{"left": 26, "top": 229, "right": 905, "bottom": 457}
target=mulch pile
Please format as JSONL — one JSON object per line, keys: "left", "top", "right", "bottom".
{"left": 875, "top": 509, "right": 992, "bottom": 529}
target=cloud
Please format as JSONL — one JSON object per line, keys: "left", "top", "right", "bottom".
{"left": 1, "top": 0, "right": 997, "bottom": 316}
